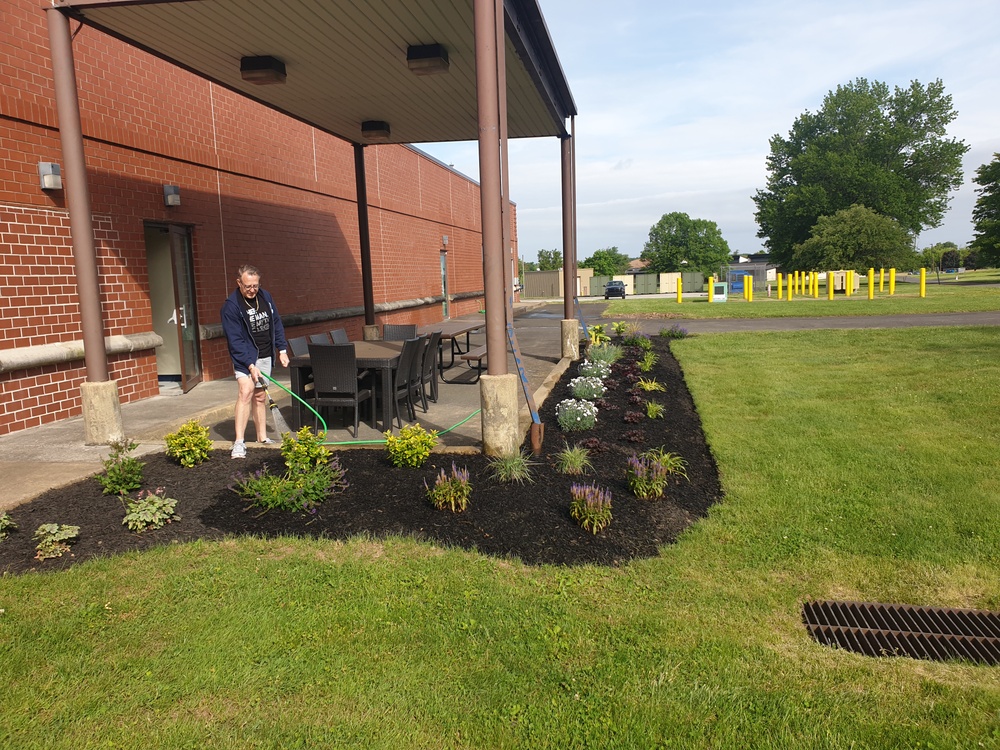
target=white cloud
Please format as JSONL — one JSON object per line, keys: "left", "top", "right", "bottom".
{"left": 423, "top": 0, "right": 1000, "bottom": 261}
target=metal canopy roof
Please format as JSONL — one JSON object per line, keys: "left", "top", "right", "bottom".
{"left": 54, "top": 0, "right": 577, "bottom": 145}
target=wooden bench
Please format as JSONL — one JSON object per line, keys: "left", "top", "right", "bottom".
{"left": 443, "top": 345, "right": 486, "bottom": 383}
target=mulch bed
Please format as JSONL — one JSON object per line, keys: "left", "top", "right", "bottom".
{"left": 0, "top": 338, "right": 723, "bottom": 574}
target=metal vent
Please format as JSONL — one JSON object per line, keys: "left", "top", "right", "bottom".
{"left": 803, "top": 600, "right": 1000, "bottom": 665}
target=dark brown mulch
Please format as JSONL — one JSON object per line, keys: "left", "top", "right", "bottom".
{"left": 0, "top": 339, "right": 723, "bottom": 574}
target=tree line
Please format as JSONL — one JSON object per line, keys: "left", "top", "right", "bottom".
{"left": 524, "top": 78, "right": 999, "bottom": 276}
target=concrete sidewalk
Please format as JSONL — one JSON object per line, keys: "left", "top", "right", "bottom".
{"left": 0, "top": 301, "right": 566, "bottom": 511}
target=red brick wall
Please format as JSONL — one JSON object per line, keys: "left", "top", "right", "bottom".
{"left": 0, "top": 0, "right": 514, "bottom": 436}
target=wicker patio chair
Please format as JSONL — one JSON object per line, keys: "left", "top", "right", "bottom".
{"left": 307, "top": 343, "right": 374, "bottom": 437}
{"left": 383, "top": 323, "right": 417, "bottom": 341}
{"left": 389, "top": 337, "right": 423, "bottom": 428}
{"left": 416, "top": 330, "right": 442, "bottom": 411}
{"left": 329, "top": 328, "right": 349, "bottom": 344}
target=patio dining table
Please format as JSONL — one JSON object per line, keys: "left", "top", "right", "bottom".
{"left": 417, "top": 319, "right": 484, "bottom": 370}
{"left": 288, "top": 340, "right": 403, "bottom": 433}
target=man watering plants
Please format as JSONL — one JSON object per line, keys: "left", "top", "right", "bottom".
{"left": 221, "top": 264, "right": 290, "bottom": 458}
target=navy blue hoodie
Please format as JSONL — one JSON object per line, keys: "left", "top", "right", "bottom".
{"left": 221, "top": 287, "right": 288, "bottom": 376}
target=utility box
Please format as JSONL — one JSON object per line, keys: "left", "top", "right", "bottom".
{"left": 712, "top": 282, "right": 727, "bottom": 302}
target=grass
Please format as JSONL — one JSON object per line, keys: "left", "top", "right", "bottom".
{"left": 601, "top": 276, "right": 1000, "bottom": 318}
{"left": 1, "top": 327, "right": 999, "bottom": 748}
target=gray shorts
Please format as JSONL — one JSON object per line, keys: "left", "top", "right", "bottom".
{"left": 235, "top": 356, "right": 272, "bottom": 388}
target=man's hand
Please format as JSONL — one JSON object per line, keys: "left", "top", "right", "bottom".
{"left": 248, "top": 363, "right": 260, "bottom": 383}
{"left": 278, "top": 351, "right": 290, "bottom": 368}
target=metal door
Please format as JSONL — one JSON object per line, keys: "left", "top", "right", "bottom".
{"left": 168, "top": 226, "right": 202, "bottom": 391}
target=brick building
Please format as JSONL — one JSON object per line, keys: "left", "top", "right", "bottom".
{"left": 0, "top": 0, "right": 518, "bottom": 436}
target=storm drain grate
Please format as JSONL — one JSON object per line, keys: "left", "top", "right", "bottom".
{"left": 802, "top": 600, "right": 1000, "bottom": 665}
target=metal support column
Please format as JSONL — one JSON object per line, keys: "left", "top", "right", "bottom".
{"left": 354, "top": 143, "right": 376, "bottom": 329}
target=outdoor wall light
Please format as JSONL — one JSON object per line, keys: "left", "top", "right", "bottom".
{"left": 38, "top": 162, "right": 62, "bottom": 191}
{"left": 406, "top": 44, "right": 449, "bottom": 75}
{"left": 240, "top": 55, "right": 286, "bottom": 84}
{"left": 163, "top": 185, "right": 181, "bottom": 207}
{"left": 361, "top": 120, "right": 391, "bottom": 142}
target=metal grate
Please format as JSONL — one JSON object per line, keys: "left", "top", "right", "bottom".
{"left": 802, "top": 600, "right": 1000, "bottom": 665}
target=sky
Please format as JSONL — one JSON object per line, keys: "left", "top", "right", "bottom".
{"left": 420, "top": 0, "right": 1000, "bottom": 264}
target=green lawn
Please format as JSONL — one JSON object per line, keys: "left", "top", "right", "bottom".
{"left": 600, "top": 277, "right": 1000, "bottom": 318}
{"left": 1, "top": 327, "right": 998, "bottom": 748}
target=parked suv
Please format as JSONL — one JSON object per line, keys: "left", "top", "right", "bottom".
{"left": 604, "top": 280, "right": 626, "bottom": 299}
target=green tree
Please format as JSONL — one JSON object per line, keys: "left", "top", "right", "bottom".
{"left": 754, "top": 78, "right": 968, "bottom": 269}
{"left": 791, "top": 205, "right": 916, "bottom": 272}
{"left": 641, "top": 212, "right": 731, "bottom": 276}
{"left": 920, "top": 241, "right": 958, "bottom": 272}
{"left": 971, "top": 153, "right": 1000, "bottom": 266}
{"left": 536, "top": 249, "right": 562, "bottom": 271}
{"left": 580, "top": 246, "right": 631, "bottom": 277}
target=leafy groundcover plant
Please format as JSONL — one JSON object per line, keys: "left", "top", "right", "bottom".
{"left": 33, "top": 524, "right": 80, "bottom": 560}
{"left": 556, "top": 398, "right": 598, "bottom": 431}
{"left": 122, "top": 488, "right": 180, "bottom": 533}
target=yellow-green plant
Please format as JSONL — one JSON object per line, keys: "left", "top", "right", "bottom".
{"left": 384, "top": 423, "right": 438, "bottom": 468}
{"left": 554, "top": 443, "right": 593, "bottom": 476}
{"left": 164, "top": 419, "right": 213, "bottom": 467}
{"left": 636, "top": 377, "right": 665, "bottom": 392}
{"left": 646, "top": 401, "right": 665, "bottom": 419}
{"left": 587, "top": 324, "right": 611, "bottom": 345}
{"left": 0, "top": 512, "right": 17, "bottom": 542}
{"left": 488, "top": 450, "right": 536, "bottom": 484}
{"left": 638, "top": 350, "right": 658, "bottom": 373}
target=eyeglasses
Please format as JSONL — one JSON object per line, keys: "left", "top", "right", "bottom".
{"left": 239, "top": 281, "right": 259, "bottom": 291}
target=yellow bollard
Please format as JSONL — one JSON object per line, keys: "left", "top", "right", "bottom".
{"left": 747, "top": 277, "right": 753, "bottom": 302}
{"left": 777, "top": 273, "right": 782, "bottom": 300}
{"left": 827, "top": 271, "right": 834, "bottom": 300}
{"left": 787, "top": 273, "right": 793, "bottom": 300}
{"left": 879, "top": 268, "right": 885, "bottom": 292}
{"left": 677, "top": 275, "right": 683, "bottom": 304}
{"left": 708, "top": 275, "right": 714, "bottom": 304}
{"left": 920, "top": 267, "right": 926, "bottom": 298}
{"left": 812, "top": 271, "right": 819, "bottom": 298}
{"left": 889, "top": 268, "right": 896, "bottom": 295}
{"left": 846, "top": 270, "right": 853, "bottom": 297}
{"left": 868, "top": 268, "right": 874, "bottom": 300}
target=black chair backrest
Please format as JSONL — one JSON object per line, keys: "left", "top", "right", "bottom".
{"left": 383, "top": 324, "right": 417, "bottom": 341}
{"left": 394, "top": 337, "right": 422, "bottom": 391}
{"left": 308, "top": 332, "right": 332, "bottom": 345}
{"left": 287, "top": 336, "right": 310, "bottom": 357}
{"left": 421, "top": 331, "right": 442, "bottom": 380}
{"left": 308, "top": 343, "right": 359, "bottom": 396}
{"left": 411, "top": 335, "right": 428, "bottom": 383}
{"left": 330, "top": 328, "right": 349, "bottom": 344}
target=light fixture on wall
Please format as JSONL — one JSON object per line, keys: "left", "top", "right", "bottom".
{"left": 240, "top": 55, "right": 286, "bottom": 84}
{"left": 361, "top": 120, "right": 391, "bottom": 142}
{"left": 38, "top": 162, "right": 62, "bottom": 190}
{"left": 163, "top": 185, "right": 181, "bottom": 207}
{"left": 407, "top": 44, "right": 449, "bottom": 75}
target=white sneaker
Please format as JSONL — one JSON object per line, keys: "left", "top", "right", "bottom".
{"left": 231, "top": 441, "right": 246, "bottom": 459}
{"left": 259, "top": 437, "right": 275, "bottom": 444}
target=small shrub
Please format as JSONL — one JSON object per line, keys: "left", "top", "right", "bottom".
{"left": 164, "top": 419, "right": 213, "bottom": 467}
{"left": 586, "top": 324, "right": 610, "bottom": 345}
{"left": 621, "top": 321, "right": 644, "bottom": 339}
{"left": 659, "top": 324, "right": 690, "bottom": 339}
{"left": 577, "top": 437, "right": 607, "bottom": 453}
{"left": 488, "top": 451, "right": 536, "bottom": 484}
{"left": 623, "top": 333, "right": 653, "bottom": 351}
{"left": 569, "top": 483, "right": 612, "bottom": 534}
{"left": 230, "top": 427, "right": 347, "bottom": 512}
{"left": 426, "top": 462, "right": 472, "bottom": 512}
{"left": 34, "top": 523, "right": 80, "bottom": 560}
{"left": 626, "top": 448, "right": 688, "bottom": 500}
{"left": 122, "top": 487, "right": 180, "bottom": 533}
{"left": 0, "top": 512, "right": 17, "bottom": 542}
{"left": 556, "top": 398, "right": 598, "bottom": 432}
{"left": 569, "top": 376, "right": 605, "bottom": 401}
{"left": 646, "top": 401, "right": 665, "bottom": 419}
{"left": 623, "top": 411, "right": 643, "bottom": 424}
{"left": 586, "top": 343, "right": 622, "bottom": 365}
{"left": 578, "top": 359, "right": 612, "bottom": 380}
{"left": 638, "top": 350, "right": 658, "bottom": 373}
{"left": 636, "top": 377, "right": 666, "bottom": 392}
{"left": 623, "top": 429, "right": 646, "bottom": 443}
{"left": 384, "top": 423, "right": 438, "bottom": 468}
{"left": 96, "top": 439, "right": 145, "bottom": 496}
{"left": 610, "top": 321, "right": 629, "bottom": 338}
{"left": 554, "top": 443, "right": 593, "bottom": 476}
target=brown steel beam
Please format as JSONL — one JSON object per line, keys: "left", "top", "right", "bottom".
{"left": 46, "top": 7, "right": 109, "bottom": 382}
{"left": 354, "top": 144, "right": 376, "bottom": 326}
{"left": 561, "top": 134, "right": 574, "bottom": 320}
{"left": 474, "top": 0, "right": 506, "bottom": 376}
